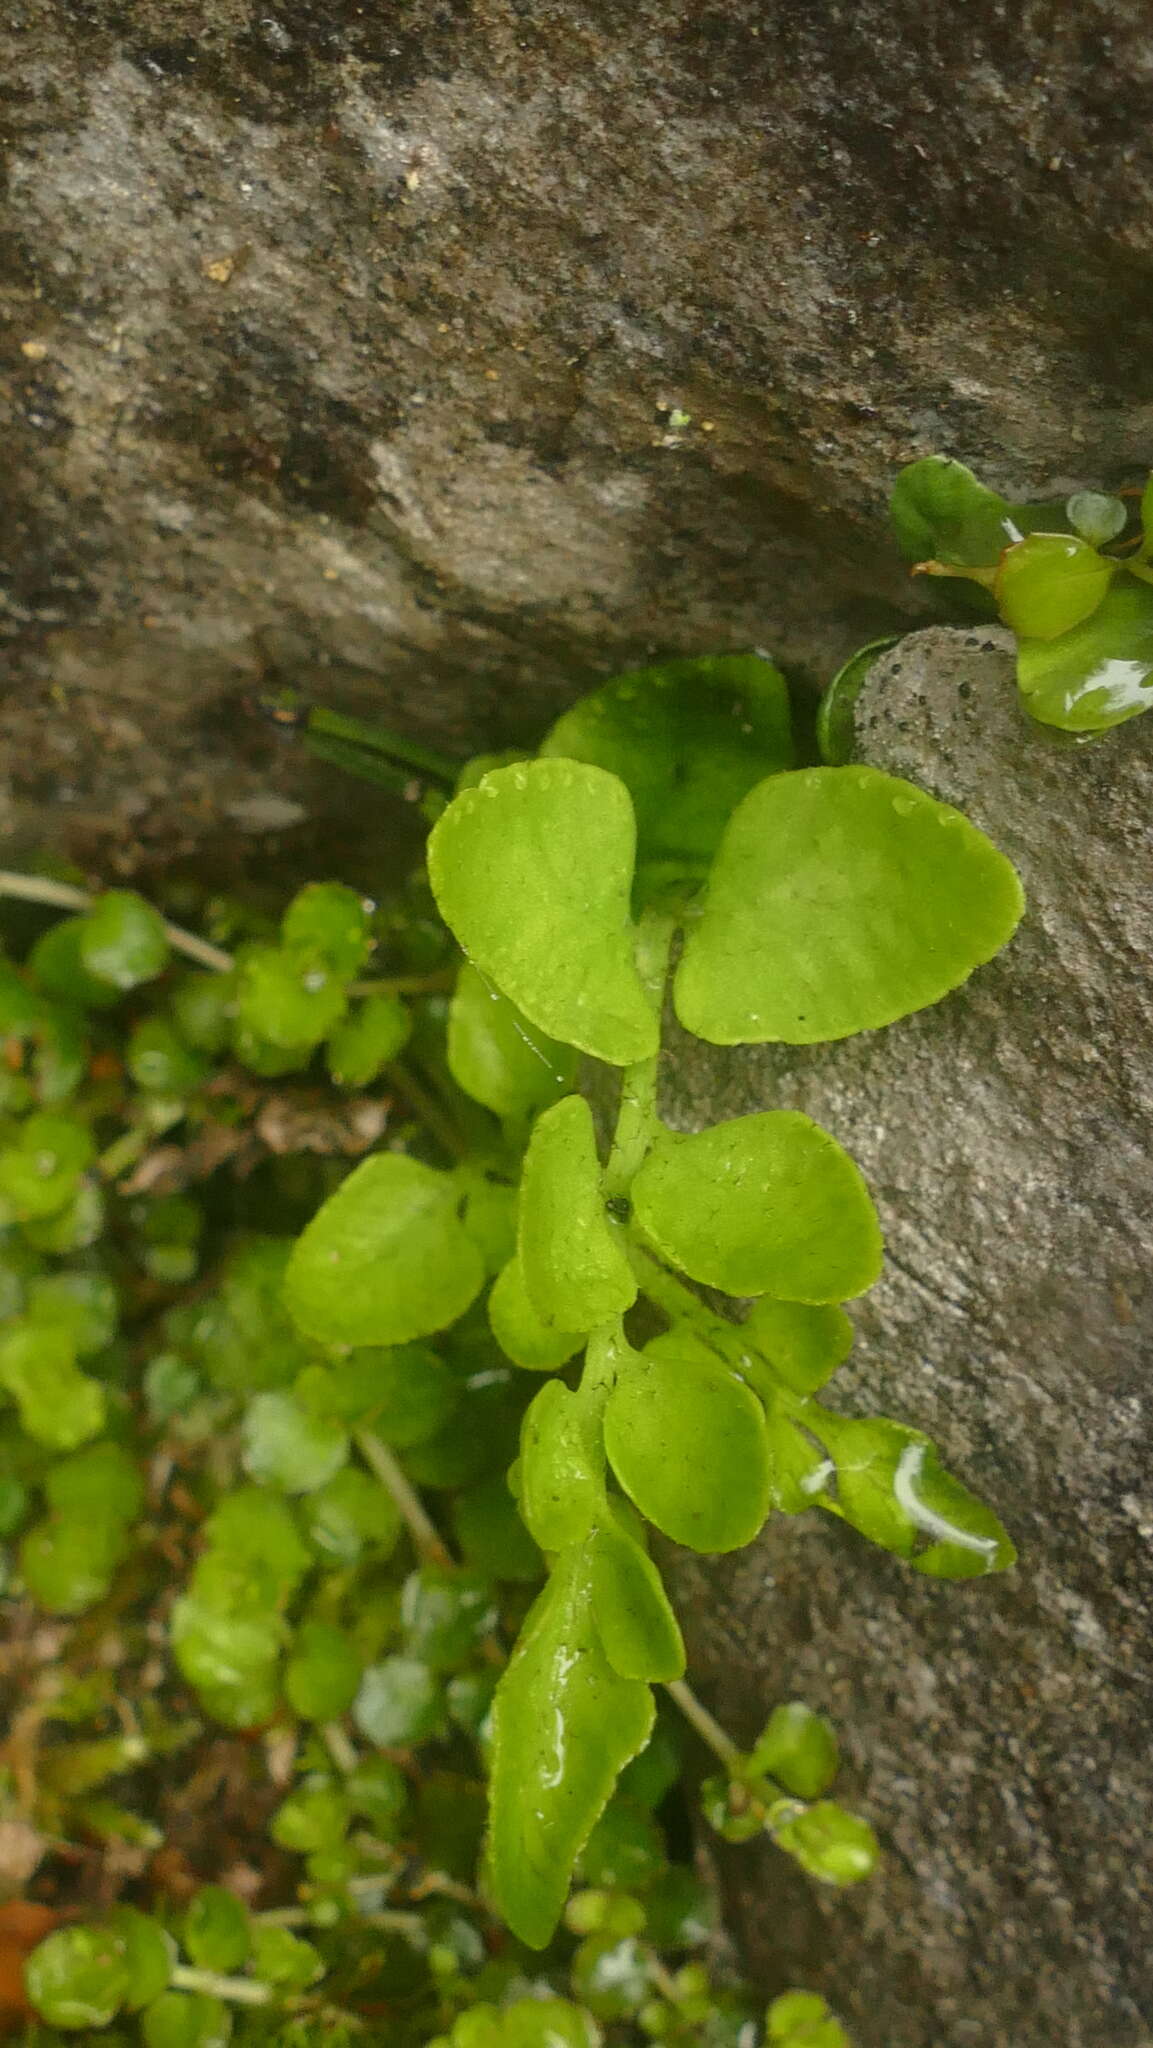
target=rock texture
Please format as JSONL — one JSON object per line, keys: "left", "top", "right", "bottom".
{"left": 664, "top": 629, "right": 1153, "bottom": 2048}
{"left": 5, "top": 1, "right": 1153, "bottom": 869}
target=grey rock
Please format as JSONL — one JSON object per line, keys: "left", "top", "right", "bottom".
{"left": 4, "top": 2, "right": 1153, "bottom": 866}
{"left": 662, "top": 628, "right": 1153, "bottom": 2048}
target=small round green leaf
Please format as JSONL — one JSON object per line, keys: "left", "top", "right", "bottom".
{"left": 45, "top": 1441, "right": 144, "bottom": 1524}
{"left": 1065, "top": 491, "right": 1127, "bottom": 548}
{"left": 771, "top": 1801, "right": 879, "bottom": 1886}
{"left": 813, "top": 1413, "right": 1016, "bottom": 1577}
{"left": 250, "top": 1924, "right": 324, "bottom": 1990}
{"left": 603, "top": 1348, "right": 772, "bottom": 1553}
{"left": 994, "top": 532, "right": 1114, "bottom": 640}
{"left": 518, "top": 1095, "right": 636, "bottom": 1330}
{"left": 767, "top": 1990, "right": 850, "bottom": 2047}
{"left": 448, "top": 962, "right": 577, "bottom": 1120}
{"left": 182, "top": 1888, "right": 250, "bottom": 1974}
{"left": 305, "top": 1465, "right": 402, "bottom": 1562}
{"left": 241, "top": 1391, "right": 348, "bottom": 1493}
{"left": 269, "top": 1780, "right": 351, "bottom": 1853}
{"left": 631, "top": 1113, "right": 882, "bottom": 1302}
{"left": 1016, "top": 577, "right": 1153, "bottom": 732}
{"left": 79, "top": 891, "right": 170, "bottom": 990}
{"left": 19, "top": 1512, "right": 127, "bottom": 1613}
{"left": 0, "top": 1324, "right": 106, "bottom": 1450}
{"left": 25, "top": 1924, "right": 130, "bottom": 2030}
{"left": 748, "top": 1702, "right": 839, "bottom": 1798}
{"left": 236, "top": 943, "right": 348, "bottom": 1051}
{"left": 353, "top": 1656, "right": 445, "bottom": 1746}
{"left": 141, "top": 1990, "right": 232, "bottom": 2048}
{"left": 318, "top": 1343, "right": 460, "bottom": 1442}
{"left": 201, "top": 1485, "right": 311, "bottom": 1598}
{"left": 281, "top": 881, "right": 372, "bottom": 976}
{"left": 326, "top": 992, "right": 411, "bottom": 1087}
{"left": 284, "top": 1153, "right": 486, "bottom": 1348}
{"left": 345, "top": 1754, "right": 408, "bottom": 1832}
{"left": 109, "top": 1908, "right": 175, "bottom": 2011}
{"left": 127, "top": 1018, "right": 209, "bottom": 1095}
{"left": 285, "top": 1620, "right": 365, "bottom": 1720}
{"left": 29, "top": 917, "right": 124, "bottom": 1009}
{"left": 169, "top": 971, "right": 236, "bottom": 1052}
{"left": 676, "top": 766, "right": 1024, "bottom": 1045}
{"left": 428, "top": 759, "right": 657, "bottom": 1066}
{"left": 401, "top": 1566, "right": 499, "bottom": 1669}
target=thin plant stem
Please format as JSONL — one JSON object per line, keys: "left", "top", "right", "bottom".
{"left": 170, "top": 1966, "right": 272, "bottom": 2006}
{"left": 385, "top": 1060, "right": 469, "bottom": 1161}
{"left": 304, "top": 705, "right": 458, "bottom": 786}
{"left": 323, "top": 1721, "right": 359, "bottom": 1774}
{"left": 356, "top": 1429, "right": 454, "bottom": 1568}
{"left": 0, "top": 869, "right": 233, "bottom": 974}
{"left": 663, "top": 1678, "right": 744, "bottom": 1771}
{"left": 349, "top": 969, "right": 455, "bottom": 998}
{"left": 604, "top": 908, "right": 677, "bottom": 1200}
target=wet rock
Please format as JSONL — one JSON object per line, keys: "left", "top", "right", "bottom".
{"left": 662, "top": 628, "right": 1153, "bottom": 2048}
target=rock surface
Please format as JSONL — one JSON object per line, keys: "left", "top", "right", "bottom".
{"left": 5, "top": 1, "right": 1153, "bottom": 868}
{"left": 663, "top": 628, "right": 1153, "bottom": 2048}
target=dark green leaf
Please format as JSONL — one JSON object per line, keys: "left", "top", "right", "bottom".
{"left": 518, "top": 1095, "right": 636, "bottom": 1329}
{"left": 26, "top": 1270, "right": 118, "bottom": 1355}
{"left": 127, "top": 1018, "right": 209, "bottom": 1094}
{"left": 539, "top": 653, "right": 794, "bottom": 871}
{"left": 447, "top": 962, "right": 576, "bottom": 1120}
{"left": 169, "top": 971, "right": 236, "bottom": 1053}
{"left": 487, "top": 1543, "right": 654, "bottom": 1947}
{"left": 890, "top": 455, "right": 1016, "bottom": 566}
{"left": 632, "top": 1112, "right": 882, "bottom": 1301}
{"left": 1016, "top": 576, "right": 1153, "bottom": 732}
{"left": 676, "top": 766, "right": 1024, "bottom": 1045}
{"left": 815, "top": 636, "right": 901, "bottom": 765}
{"left": 284, "top": 1153, "right": 486, "bottom": 1348}
{"left": 29, "top": 918, "right": 124, "bottom": 1009}
{"left": 45, "top": 1442, "right": 144, "bottom": 1525}
{"left": 451, "top": 1472, "right": 543, "bottom": 1583}
{"left": 428, "top": 759, "right": 657, "bottom": 1065}
{"left": 603, "top": 1344, "right": 772, "bottom": 1552}
{"left": 79, "top": 891, "right": 170, "bottom": 990}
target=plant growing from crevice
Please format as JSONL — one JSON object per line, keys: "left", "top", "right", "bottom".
{"left": 822, "top": 455, "right": 1153, "bottom": 743}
